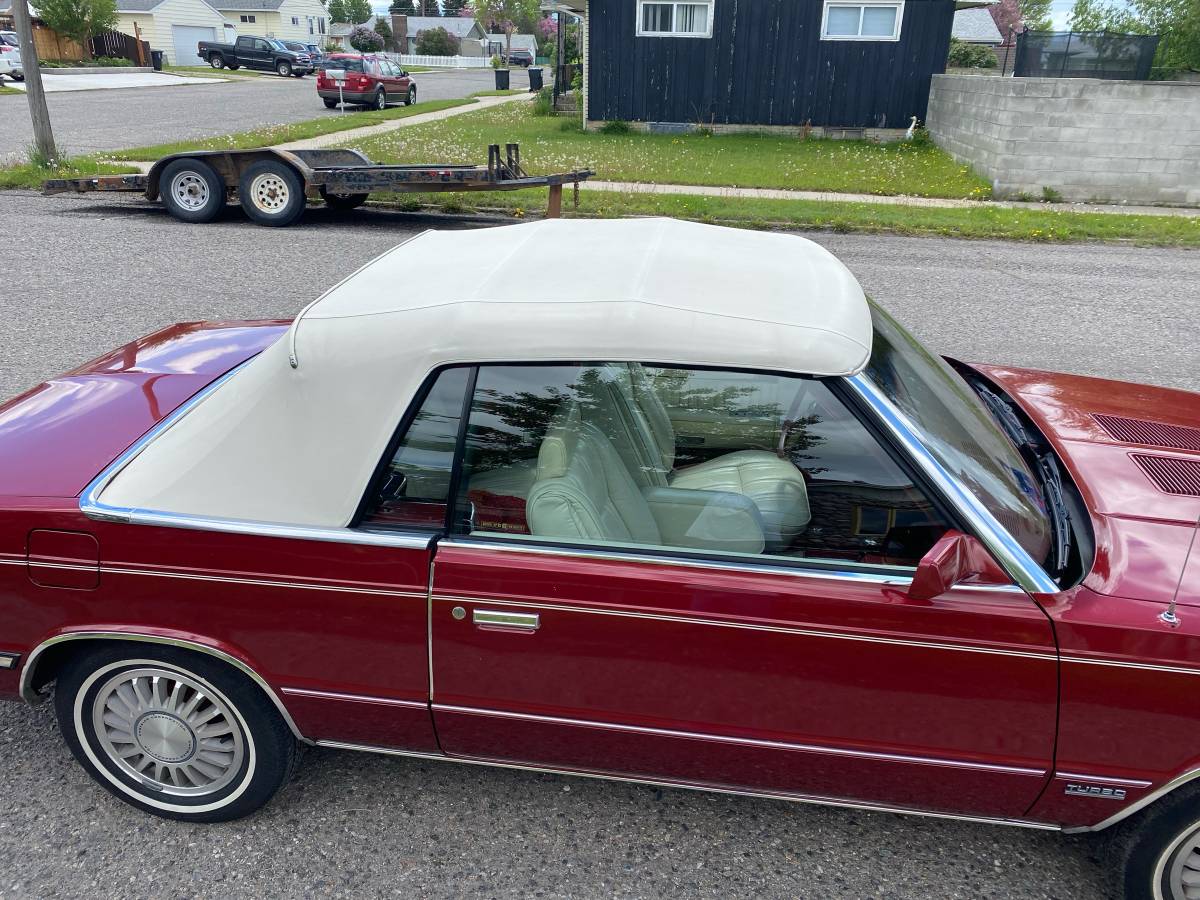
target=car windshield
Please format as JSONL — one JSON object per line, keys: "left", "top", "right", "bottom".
{"left": 267, "top": 39, "right": 288, "bottom": 50}
{"left": 863, "top": 300, "right": 1052, "bottom": 565}
{"left": 1, "top": 33, "right": 18, "bottom": 46}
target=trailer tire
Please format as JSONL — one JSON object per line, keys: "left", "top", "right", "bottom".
{"left": 159, "top": 158, "right": 225, "bottom": 224}
{"left": 238, "top": 160, "right": 306, "bottom": 227}
{"left": 319, "top": 187, "right": 368, "bottom": 211}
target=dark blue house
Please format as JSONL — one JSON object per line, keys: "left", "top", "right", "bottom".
{"left": 562, "top": 0, "right": 976, "bottom": 133}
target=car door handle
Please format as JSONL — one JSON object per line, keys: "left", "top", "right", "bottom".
{"left": 472, "top": 609, "right": 540, "bottom": 632}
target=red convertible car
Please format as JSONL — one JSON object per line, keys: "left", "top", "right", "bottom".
{"left": 1, "top": 219, "right": 1198, "bottom": 897}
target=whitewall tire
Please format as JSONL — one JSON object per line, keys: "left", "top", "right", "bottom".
{"left": 54, "top": 645, "right": 297, "bottom": 822}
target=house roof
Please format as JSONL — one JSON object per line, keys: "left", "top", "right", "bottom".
{"left": 117, "top": 0, "right": 167, "bottom": 12}
{"left": 952, "top": 7, "right": 1003, "bottom": 43}
{"left": 204, "top": 0, "right": 284, "bottom": 10}
{"left": 406, "top": 15, "right": 479, "bottom": 38}
{"left": 507, "top": 33, "right": 537, "bottom": 53}
{"left": 98, "top": 218, "right": 872, "bottom": 529}
{"left": 330, "top": 15, "right": 378, "bottom": 35}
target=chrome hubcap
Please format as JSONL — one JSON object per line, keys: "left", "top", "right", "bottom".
{"left": 170, "top": 172, "right": 210, "bottom": 211}
{"left": 92, "top": 667, "right": 245, "bottom": 796}
{"left": 250, "top": 173, "right": 289, "bottom": 213}
{"left": 1165, "top": 827, "right": 1200, "bottom": 899}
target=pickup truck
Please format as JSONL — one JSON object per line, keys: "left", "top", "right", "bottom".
{"left": 197, "top": 35, "right": 314, "bottom": 77}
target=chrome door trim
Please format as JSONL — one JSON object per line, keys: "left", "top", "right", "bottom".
{"left": 20, "top": 631, "right": 311, "bottom": 744}
{"left": 433, "top": 704, "right": 1047, "bottom": 776}
{"left": 77, "top": 362, "right": 433, "bottom": 551}
{"left": 1061, "top": 654, "right": 1200, "bottom": 679}
{"left": 437, "top": 538, "right": 1023, "bottom": 594}
{"left": 97, "top": 563, "right": 428, "bottom": 599}
{"left": 280, "top": 686, "right": 429, "bottom": 710}
{"left": 433, "top": 594, "right": 1059, "bottom": 662}
{"left": 472, "top": 609, "right": 540, "bottom": 631}
{"left": 844, "top": 374, "right": 1060, "bottom": 595}
{"left": 1064, "top": 767, "right": 1200, "bottom": 833}
{"left": 315, "top": 739, "right": 1062, "bottom": 831}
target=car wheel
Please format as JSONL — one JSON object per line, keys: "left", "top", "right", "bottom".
{"left": 374, "top": 87, "right": 386, "bottom": 110}
{"left": 12, "top": 73, "right": 24, "bottom": 81}
{"left": 405, "top": 85, "right": 416, "bottom": 105}
{"left": 319, "top": 187, "right": 368, "bottom": 210}
{"left": 323, "top": 98, "right": 338, "bottom": 109}
{"left": 53, "top": 644, "right": 297, "bottom": 822}
{"left": 1114, "top": 783, "right": 1200, "bottom": 899}
{"left": 209, "top": 54, "right": 224, "bottom": 69}
{"left": 238, "top": 159, "right": 306, "bottom": 227}
{"left": 276, "top": 60, "right": 291, "bottom": 77}
{"left": 159, "top": 157, "right": 225, "bottom": 224}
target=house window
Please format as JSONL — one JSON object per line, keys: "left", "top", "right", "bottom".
{"left": 820, "top": 1, "right": 903, "bottom": 40}
{"left": 636, "top": 0, "right": 713, "bottom": 37}
{"left": 240, "top": 14, "right": 256, "bottom": 22}
{"left": 291, "top": 15, "right": 299, "bottom": 24}
{"left": 318, "top": 17, "right": 326, "bottom": 34}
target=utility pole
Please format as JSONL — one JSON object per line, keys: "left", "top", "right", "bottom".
{"left": 11, "top": 0, "right": 58, "bottom": 164}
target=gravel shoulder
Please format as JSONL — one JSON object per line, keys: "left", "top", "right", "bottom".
{"left": 2, "top": 192, "right": 1198, "bottom": 898}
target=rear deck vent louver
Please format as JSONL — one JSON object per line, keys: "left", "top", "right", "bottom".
{"left": 1094, "top": 414, "right": 1200, "bottom": 453}
{"left": 1131, "top": 454, "right": 1200, "bottom": 497}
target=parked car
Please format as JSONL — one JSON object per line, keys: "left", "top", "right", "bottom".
{"left": 4, "top": 218, "right": 1200, "bottom": 898}
{"left": 504, "top": 47, "right": 534, "bottom": 66}
{"left": 316, "top": 53, "right": 414, "bottom": 109}
{"left": 283, "top": 39, "right": 322, "bottom": 65}
{"left": 197, "top": 35, "right": 313, "bottom": 76}
{"left": 0, "top": 31, "right": 23, "bottom": 81}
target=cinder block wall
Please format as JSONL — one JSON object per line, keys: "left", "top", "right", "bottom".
{"left": 927, "top": 75, "right": 1200, "bottom": 205}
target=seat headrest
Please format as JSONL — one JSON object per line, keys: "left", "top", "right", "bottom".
{"left": 536, "top": 402, "right": 583, "bottom": 480}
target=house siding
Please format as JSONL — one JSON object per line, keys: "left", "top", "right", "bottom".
{"left": 116, "top": 12, "right": 157, "bottom": 51}
{"left": 117, "top": 0, "right": 229, "bottom": 63}
{"left": 586, "top": 0, "right": 955, "bottom": 128}
{"left": 272, "top": 0, "right": 328, "bottom": 42}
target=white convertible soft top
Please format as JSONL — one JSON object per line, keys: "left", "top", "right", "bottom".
{"left": 99, "top": 218, "right": 872, "bottom": 528}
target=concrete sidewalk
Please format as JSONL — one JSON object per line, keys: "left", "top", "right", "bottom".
{"left": 7, "top": 72, "right": 219, "bottom": 93}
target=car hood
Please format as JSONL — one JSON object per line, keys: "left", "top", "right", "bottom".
{"left": 0, "top": 320, "right": 288, "bottom": 501}
{"left": 969, "top": 364, "right": 1200, "bottom": 606}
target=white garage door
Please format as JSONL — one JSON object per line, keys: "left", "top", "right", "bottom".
{"left": 171, "top": 25, "right": 216, "bottom": 66}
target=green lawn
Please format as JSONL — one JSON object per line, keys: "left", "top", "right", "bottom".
{"left": 348, "top": 102, "right": 994, "bottom": 199}
{"left": 164, "top": 65, "right": 266, "bottom": 78}
{"left": 470, "top": 88, "right": 527, "bottom": 97}
{"left": 0, "top": 156, "right": 140, "bottom": 191}
{"left": 0, "top": 84, "right": 21, "bottom": 95}
{"left": 367, "top": 187, "right": 1200, "bottom": 247}
{"left": 108, "top": 97, "right": 475, "bottom": 160}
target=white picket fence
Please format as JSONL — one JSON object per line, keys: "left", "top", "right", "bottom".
{"left": 394, "top": 53, "right": 490, "bottom": 68}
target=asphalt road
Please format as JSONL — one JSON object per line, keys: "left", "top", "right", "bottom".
{"left": 0, "top": 68, "right": 509, "bottom": 163}
{"left": 2, "top": 192, "right": 1199, "bottom": 899}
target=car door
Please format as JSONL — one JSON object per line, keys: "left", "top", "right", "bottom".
{"left": 250, "top": 37, "right": 272, "bottom": 70}
{"left": 426, "top": 362, "right": 1059, "bottom": 820}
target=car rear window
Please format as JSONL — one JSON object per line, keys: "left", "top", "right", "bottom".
{"left": 1, "top": 33, "right": 18, "bottom": 46}
{"left": 330, "top": 58, "right": 365, "bottom": 72}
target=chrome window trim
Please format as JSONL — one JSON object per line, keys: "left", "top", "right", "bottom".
{"left": 433, "top": 703, "right": 1047, "bottom": 776}
{"left": 438, "top": 537, "right": 1024, "bottom": 593}
{"left": 844, "top": 373, "right": 1059, "bottom": 595}
{"left": 77, "top": 364, "right": 433, "bottom": 552}
{"left": 432, "top": 592, "right": 1058, "bottom": 661}
{"left": 316, "top": 739, "right": 1061, "bottom": 831}
{"left": 19, "top": 631, "right": 311, "bottom": 744}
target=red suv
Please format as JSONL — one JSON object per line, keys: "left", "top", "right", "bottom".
{"left": 317, "top": 53, "right": 415, "bottom": 110}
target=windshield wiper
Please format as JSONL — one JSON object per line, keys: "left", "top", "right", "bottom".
{"left": 1037, "top": 452, "right": 1071, "bottom": 578}
{"left": 975, "top": 384, "right": 1037, "bottom": 453}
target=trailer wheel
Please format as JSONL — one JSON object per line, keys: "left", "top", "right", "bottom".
{"left": 160, "top": 158, "right": 225, "bottom": 224}
{"left": 238, "top": 160, "right": 306, "bottom": 227}
{"left": 319, "top": 187, "right": 368, "bottom": 211}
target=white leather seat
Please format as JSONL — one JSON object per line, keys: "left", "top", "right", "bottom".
{"left": 617, "top": 365, "right": 811, "bottom": 552}
{"left": 526, "top": 402, "right": 766, "bottom": 555}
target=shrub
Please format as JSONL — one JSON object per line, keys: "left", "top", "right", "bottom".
{"left": 599, "top": 120, "right": 631, "bottom": 134}
{"left": 414, "top": 26, "right": 460, "bottom": 56}
{"left": 946, "top": 38, "right": 998, "bottom": 68}
{"left": 531, "top": 85, "right": 553, "bottom": 116}
{"left": 490, "top": 53, "right": 504, "bottom": 69}
{"left": 348, "top": 24, "right": 384, "bottom": 52}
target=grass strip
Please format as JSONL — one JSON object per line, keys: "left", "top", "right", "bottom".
{"left": 0, "top": 156, "right": 140, "bottom": 190}
{"left": 348, "top": 102, "right": 995, "bottom": 200}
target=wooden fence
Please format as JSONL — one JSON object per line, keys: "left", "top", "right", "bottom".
{"left": 91, "top": 29, "right": 150, "bottom": 64}
{"left": 22, "top": 23, "right": 147, "bottom": 63}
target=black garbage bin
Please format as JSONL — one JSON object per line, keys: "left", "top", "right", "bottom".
{"left": 150, "top": 49, "right": 164, "bottom": 71}
{"left": 494, "top": 68, "right": 510, "bottom": 90}
{"left": 528, "top": 66, "right": 543, "bottom": 91}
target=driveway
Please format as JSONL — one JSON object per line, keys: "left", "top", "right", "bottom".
{"left": 2, "top": 191, "right": 1199, "bottom": 898}
{"left": 0, "top": 67, "right": 513, "bottom": 163}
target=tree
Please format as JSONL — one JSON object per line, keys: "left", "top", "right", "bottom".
{"left": 328, "top": 0, "right": 349, "bottom": 24}
{"left": 388, "top": 0, "right": 407, "bottom": 11}
{"left": 37, "top": 0, "right": 118, "bottom": 58}
{"left": 442, "top": 0, "right": 467, "bottom": 16}
{"left": 989, "top": 0, "right": 1022, "bottom": 40}
{"left": 472, "top": 0, "right": 538, "bottom": 63}
{"left": 373, "top": 15, "right": 394, "bottom": 48}
{"left": 344, "top": 0, "right": 373, "bottom": 23}
{"left": 348, "top": 22, "right": 384, "bottom": 49}
{"left": 1018, "top": 0, "right": 1053, "bottom": 30}
{"left": 415, "top": 24, "right": 459, "bottom": 53}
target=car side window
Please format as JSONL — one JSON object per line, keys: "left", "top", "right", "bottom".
{"left": 451, "top": 363, "right": 951, "bottom": 568}
{"left": 359, "top": 367, "right": 471, "bottom": 531}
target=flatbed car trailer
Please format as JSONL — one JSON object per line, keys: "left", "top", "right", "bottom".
{"left": 43, "top": 143, "right": 594, "bottom": 227}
